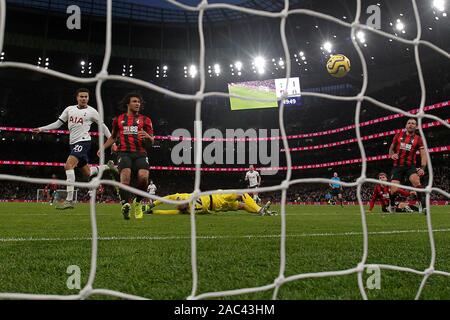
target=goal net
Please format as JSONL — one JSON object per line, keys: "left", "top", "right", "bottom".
{"left": 36, "top": 189, "right": 78, "bottom": 204}
{"left": 0, "top": 0, "right": 449, "bottom": 301}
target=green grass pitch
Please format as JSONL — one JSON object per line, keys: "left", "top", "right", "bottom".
{"left": 0, "top": 202, "right": 449, "bottom": 300}
{"left": 228, "top": 85, "right": 277, "bottom": 110}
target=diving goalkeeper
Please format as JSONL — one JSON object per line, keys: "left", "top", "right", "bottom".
{"left": 144, "top": 192, "right": 276, "bottom": 216}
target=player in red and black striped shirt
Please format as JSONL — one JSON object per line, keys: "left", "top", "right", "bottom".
{"left": 101, "top": 92, "right": 154, "bottom": 220}
{"left": 47, "top": 174, "right": 59, "bottom": 204}
{"left": 368, "top": 172, "right": 413, "bottom": 213}
{"left": 388, "top": 118, "right": 427, "bottom": 213}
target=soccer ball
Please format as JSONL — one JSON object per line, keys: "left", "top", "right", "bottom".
{"left": 326, "top": 54, "right": 351, "bottom": 78}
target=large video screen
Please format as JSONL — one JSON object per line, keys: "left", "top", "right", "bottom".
{"left": 228, "top": 77, "right": 301, "bottom": 110}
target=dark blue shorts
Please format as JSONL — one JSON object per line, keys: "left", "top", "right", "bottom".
{"left": 331, "top": 188, "right": 341, "bottom": 197}
{"left": 69, "top": 141, "right": 91, "bottom": 167}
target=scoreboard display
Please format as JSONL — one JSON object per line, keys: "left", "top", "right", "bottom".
{"left": 228, "top": 77, "right": 302, "bottom": 110}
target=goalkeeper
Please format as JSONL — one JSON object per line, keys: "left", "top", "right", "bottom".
{"left": 144, "top": 192, "right": 276, "bottom": 216}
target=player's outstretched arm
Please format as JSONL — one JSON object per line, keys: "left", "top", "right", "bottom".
{"left": 152, "top": 209, "right": 184, "bottom": 215}
{"left": 32, "top": 119, "right": 64, "bottom": 134}
{"left": 34, "top": 107, "right": 69, "bottom": 134}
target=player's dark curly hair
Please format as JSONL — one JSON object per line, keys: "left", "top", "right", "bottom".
{"left": 75, "top": 88, "right": 90, "bottom": 97}
{"left": 119, "top": 92, "right": 145, "bottom": 110}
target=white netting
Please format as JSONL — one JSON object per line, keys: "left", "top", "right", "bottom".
{"left": 0, "top": 0, "right": 449, "bottom": 300}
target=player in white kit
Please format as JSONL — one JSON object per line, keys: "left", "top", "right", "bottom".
{"left": 33, "top": 88, "right": 116, "bottom": 209}
{"left": 147, "top": 180, "right": 157, "bottom": 196}
{"left": 245, "top": 165, "right": 262, "bottom": 203}
{"left": 142, "top": 180, "right": 157, "bottom": 214}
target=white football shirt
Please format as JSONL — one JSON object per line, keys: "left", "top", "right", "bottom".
{"left": 245, "top": 170, "right": 260, "bottom": 187}
{"left": 58, "top": 105, "right": 101, "bottom": 145}
{"left": 147, "top": 183, "right": 157, "bottom": 195}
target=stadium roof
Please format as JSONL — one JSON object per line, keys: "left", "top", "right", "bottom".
{"left": 7, "top": 0, "right": 305, "bottom": 24}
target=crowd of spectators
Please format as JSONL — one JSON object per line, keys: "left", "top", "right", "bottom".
{"left": 1, "top": 167, "right": 448, "bottom": 203}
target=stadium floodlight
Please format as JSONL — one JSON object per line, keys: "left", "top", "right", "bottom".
{"left": 356, "top": 31, "right": 366, "bottom": 43}
{"left": 80, "top": 60, "right": 86, "bottom": 66}
{"left": 189, "top": 65, "right": 197, "bottom": 78}
{"left": 161, "top": 65, "right": 168, "bottom": 78}
{"left": 234, "top": 61, "right": 242, "bottom": 71}
{"left": 323, "top": 41, "right": 333, "bottom": 53}
{"left": 214, "top": 64, "right": 221, "bottom": 75}
{"left": 278, "top": 59, "right": 284, "bottom": 67}
{"left": 395, "top": 19, "right": 405, "bottom": 31}
{"left": 254, "top": 56, "right": 265, "bottom": 68}
{"left": 253, "top": 56, "right": 266, "bottom": 74}
{"left": 299, "top": 51, "right": 304, "bottom": 56}
{"left": 433, "top": 0, "right": 446, "bottom": 11}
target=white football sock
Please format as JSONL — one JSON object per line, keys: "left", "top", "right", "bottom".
{"left": 66, "top": 169, "right": 75, "bottom": 201}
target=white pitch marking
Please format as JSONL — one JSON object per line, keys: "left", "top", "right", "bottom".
{"left": 1, "top": 228, "right": 450, "bottom": 243}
